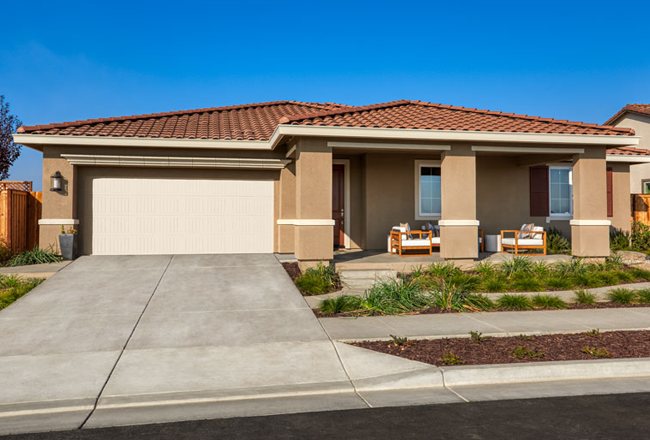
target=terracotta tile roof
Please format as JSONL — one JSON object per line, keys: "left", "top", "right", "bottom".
{"left": 605, "top": 104, "right": 650, "bottom": 125}
{"left": 607, "top": 146, "right": 650, "bottom": 156}
{"left": 279, "top": 100, "right": 633, "bottom": 136}
{"left": 18, "top": 101, "right": 353, "bottom": 141}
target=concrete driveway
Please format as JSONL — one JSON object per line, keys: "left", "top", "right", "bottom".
{"left": 0, "top": 254, "right": 452, "bottom": 435}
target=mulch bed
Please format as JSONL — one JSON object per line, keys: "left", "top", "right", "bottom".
{"left": 351, "top": 330, "right": 650, "bottom": 366}
{"left": 282, "top": 262, "right": 301, "bottom": 282}
{"left": 317, "top": 302, "right": 650, "bottom": 318}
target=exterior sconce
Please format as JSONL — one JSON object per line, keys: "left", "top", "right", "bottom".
{"left": 50, "top": 171, "right": 63, "bottom": 192}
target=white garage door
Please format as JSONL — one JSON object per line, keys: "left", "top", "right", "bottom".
{"left": 90, "top": 178, "right": 274, "bottom": 255}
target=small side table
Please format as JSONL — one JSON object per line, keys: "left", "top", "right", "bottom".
{"left": 485, "top": 234, "right": 501, "bottom": 253}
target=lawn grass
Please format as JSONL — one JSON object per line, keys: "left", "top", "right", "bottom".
{"left": 0, "top": 275, "right": 45, "bottom": 310}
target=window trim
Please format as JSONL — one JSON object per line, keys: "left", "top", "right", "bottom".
{"left": 548, "top": 165, "right": 573, "bottom": 219}
{"left": 642, "top": 180, "right": 650, "bottom": 195}
{"left": 414, "top": 160, "right": 442, "bottom": 220}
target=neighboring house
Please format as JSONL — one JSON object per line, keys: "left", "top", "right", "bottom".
{"left": 605, "top": 104, "right": 650, "bottom": 194}
{"left": 12, "top": 100, "right": 649, "bottom": 268}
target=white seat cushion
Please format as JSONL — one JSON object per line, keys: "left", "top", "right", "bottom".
{"left": 531, "top": 226, "right": 544, "bottom": 240}
{"left": 431, "top": 237, "right": 441, "bottom": 244}
{"left": 392, "top": 226, "right": 407, "bottom": 233}
{"left": 400, "top": 239, "right": 432, "bottom": 247}
{"left": 502, "top": 238, "right": 544, "bottom": 246}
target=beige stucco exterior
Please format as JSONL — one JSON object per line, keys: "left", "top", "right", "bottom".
{"left": 34, "top": 134, "right": 634, "bottom": 263}
{"left": 610, "top": 113, "right": 650, "bottom": 194}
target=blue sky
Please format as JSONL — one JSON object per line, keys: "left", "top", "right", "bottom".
{"left": 2, "top": 0, "right": 649, "bottom": 191}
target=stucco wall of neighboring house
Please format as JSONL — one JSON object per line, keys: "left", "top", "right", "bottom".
{"left": 611, "top": 113, "right": 650, "bottom": 193}
{"left": 610, "top": 162, "right": 631, "bottom": 233}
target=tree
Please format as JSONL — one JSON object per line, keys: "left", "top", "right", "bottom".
{"left": 0, "top": 95, "right": 22, "bottom": 181}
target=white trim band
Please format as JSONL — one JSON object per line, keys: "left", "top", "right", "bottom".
{"left": 38, "top": 219, "right": 79, "bottom": 225}
{"left": 438, "top": 220, "right": 480, "bottom": 226}
{"left": 472, "top": 146, "right": 585, "bottom": 154}
{"left": 277, "top": 219, "right": 335, "bottom": 226}
{"left": 570, "top": 220, "right": 612, "bottom": 226}
{"left": 62, "top": 154, "right": 290, "bottom": 169}
{"left": 606, "top": 155, "right": 650, "bottom": 163}
{"left": 328, "top": 141, "right": 451, "bottom": 151}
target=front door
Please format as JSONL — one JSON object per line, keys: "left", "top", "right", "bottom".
{"left": 332, "top": 164, "right": 345, "bottom": 247}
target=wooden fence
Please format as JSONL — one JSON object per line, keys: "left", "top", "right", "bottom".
{"left": 0, "top": 184, "right": 42, "bottom": 254}
{"left": 632, "top": 194, "right": 650, "bottom": 226}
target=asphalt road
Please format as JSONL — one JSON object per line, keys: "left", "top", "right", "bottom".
{"left": 4, "top": 393, "right": 650, "bottom": 440}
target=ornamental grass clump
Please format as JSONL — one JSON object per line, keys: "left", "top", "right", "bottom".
{"left": 0, "top": 276, "right": 44, "bottom": 310}
{"left": 497, "top": 294, "right": 533, "bottom": 310}
{"left": 295, "top": 262, "right": 339, "bottom": 295}
{"left": 499, "top": 256, "right": 533, "bottom": 277}
{"left": 608, "top": 288, "right": 636, "bottom": 304}
{"left": 574, "top": 289, "right": 597, "bottom": 305}
{"left": 531, "top": 294, "right": 567, "bottom": 309}
{"left": 636, "top": 289, "right": 650, "bottom": 304}
{"left": 464, "top": 294, "right": 495, "bottom": 311}
{"left": 319, "top": 296, "right": 359, "bottom": 315}
{"left": 7, "top": 247, "right": 61, "bottom": 267}
{"left": 353, "top": 277, "right": 431, "bottom": 315}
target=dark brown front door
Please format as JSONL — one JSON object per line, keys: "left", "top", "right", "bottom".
{"left": 332, "top": 164, "right": 345, "bottom": 247}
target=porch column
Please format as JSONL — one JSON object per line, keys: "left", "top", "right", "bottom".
{"left": 294, "top": 138, "right": 334, "bottom": 268}
{"left": 440, "top": 144, "right": 479, "bottom": 260}
{"left": 571, "top": 146, "right": 610, "bottom": 257}
{"left": 276, "top": 161, "right": 296, "bottom": 253}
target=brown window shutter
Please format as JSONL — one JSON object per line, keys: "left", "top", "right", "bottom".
{"left": 530, "top": 166, "right": 549, "bottom": 217}
{"left": 607, "top": 167, "right": 613, "bottom": 217}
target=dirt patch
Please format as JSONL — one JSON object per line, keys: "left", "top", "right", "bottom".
{"left": 352, "top": 330, "right": 650, "bottom": 366}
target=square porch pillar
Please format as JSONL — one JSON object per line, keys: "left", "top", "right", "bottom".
{"left": 440, "top": 144, "right": 479, "bottom": 260}
{"left": 294, "top": 138, "right": 334, "bottom": 268}
{"left": 571, "top": 147, "right": 611, "bottom": 257}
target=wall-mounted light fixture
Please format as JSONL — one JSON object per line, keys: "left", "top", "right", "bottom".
{"left": 50, "top": 171, "right": 63, "bottom": 192}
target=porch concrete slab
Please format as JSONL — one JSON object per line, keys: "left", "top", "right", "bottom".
{"left": 96, "top": 341, "right": 352, "bottom": 400}
{"left": 0, "top": 314, "right": 141, "bottom": 355}
{"left": 127, "top": 309, "right": 328, "bottom": 350}
{"left": 146, "top": 265, "right": 304, "bottom": 313}
{"left": 449, "top": 376, "right": 650, "bottom": 403}
{"left": 319, "top": 316, "right": 398, "bottom": 340}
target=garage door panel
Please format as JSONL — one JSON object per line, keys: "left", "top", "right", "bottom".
{"left": 87, "top": 177, "right": 274, "bottom": 255}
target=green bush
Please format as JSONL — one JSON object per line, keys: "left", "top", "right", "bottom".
{"left": 543, "top": 274, "right": 573, "bottom": 291}
{"left": 547, "top": 227, "right": 571, "bottom": 254}
{"left": 7, "top": 247, "right": 61, "bottom": 267}
{"left": 574, "top": 289, "right": 596, "bottom": 305}
{"left": 319, "top": 296, "right": 360, "bottom": 315}
{"left": 511, "top": 275, "right": 544, "bottom": 292}
{"left": 352, "top": 277, "right": 432, "bottom": 315}
{"left": 497, "top": 294, "right": 533, "bottom": 310}
{"left": 628, "top": 267, "right": 650, "bottom": 281}
{"left": 500, "top": 256, "right": 533, "bottom": 276}
{"left": 481, "top": 273, "right": 511, "bottom": 292}
{"left": 464, "top": 294, "right": 495, "bottom": 311}
{"left": 531, "top": 294, "right": 567, "bottom": 309}
{"left": 295, "top": 262, "right": 339, "bottom": 295}
{"left": 636, "top": 289, "right": 650, "bottom": 304}
{"left": 0, "top": 276, "right": 44, "bottom": 310}
{"left": 631, "top": 221, "right": 650, "bottom": 251}
{"left": 608, "top": 288, "right": 636, "bottom": 304}
{"left": 427, "top": 262, "right": 462, "bottom": 278}
{"left": 610, "top": 228, "right": 631, "bottom": 251}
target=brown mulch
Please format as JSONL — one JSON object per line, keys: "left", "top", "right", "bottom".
{"left": 352, "top": 330, "right": 650, "bottom": 366}
{"left": 281, "top": 262, "right": 301, "bottom": 282}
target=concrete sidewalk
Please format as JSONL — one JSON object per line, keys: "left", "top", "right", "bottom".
{"left": 0, "top": 261, "right": 70, "bottom": 279}
{"left": 319, "top": 307, "right": 650, "bottom": 341}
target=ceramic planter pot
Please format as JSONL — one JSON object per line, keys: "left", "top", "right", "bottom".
{"left": 59, "top": 234, "right": 77, "bottom": 260}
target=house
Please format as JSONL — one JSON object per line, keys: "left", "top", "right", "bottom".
{"left": 605, "top": 104, "right": 650, "bottom": 194}
{"left": 12, "top": 100, "right": 649, "bottom": 268}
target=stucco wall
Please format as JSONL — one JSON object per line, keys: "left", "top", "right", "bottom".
{"left": 611, "top": 113, "right": 650, "bottom": 194}
{"left": 609, "top": 162, "right": 631, "bottom": 233}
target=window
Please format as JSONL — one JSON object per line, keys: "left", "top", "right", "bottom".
{"left": 643, "top": 181, "right": 650, "bottom": 195}
{"left": 415, "top": 161, "right": 441, "bottom": 219}
{"left": 549, "top": 167, "right": 572, "bottom": 217}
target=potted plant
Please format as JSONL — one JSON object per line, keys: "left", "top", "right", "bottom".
{"left": 59, "top": 225, "right": 77, "bottom": 260}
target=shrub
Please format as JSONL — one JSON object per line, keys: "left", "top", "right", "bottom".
{"left": 547, "top": 227, "right": 571, "bottom": 254}
{"left": 469, "top": 331, "right": 485, "bottom": 343}
{"left": 603, "top": 254, "right": 625, "bottom": 270}
{"left": 474, "top": 261, "right": 495, "bottom": 277}
{"left": 631, "top": 221, "right": 650, "bottom": 251}
{"left": 584, "top": 329, "right": 601, "bottom": 337}
{"left": 531, "top": 294, "right": 567, "bottom": 309}
{"left": 464, "top": 294, "right": 495, "bottom": 311}
{"left": 430, "top": 280, "right": 470, "bottom": 312}
{"left": 628, "top": 267, "right": 650, "bottom": 281}
{"left": 448, "top": 273, "right": 481, "bottom": 292}
{"left": 390, "top": 335, "right": 411, "bottom": 346}
{"left": 0, "top": 239, "right": 12, "bottom": 265}
{"left": 610, "top": 228, "right": 631, "bottom": 251}
{"left": 608, "top": 288, "right": 636, "bottom": 304}
{"left": 511, "top": 275, "right": 544, "bottom": 292}
{"left": 556, "top": 258, "right": 588, "bottom": 276}
{"left": 497, "top": 294, "right": 533, "bottom": 310}
{"left": 319, "top": 296, "right": 359, "bottom": 315}
{"left": 581, "top": 346, "right": 611, "bottom": 358}
{"left": 636, "top": 289, "right": 650, "bottom": 304}
{"left": 531, "top": 262, "right": 550, "bottom": 277}
{"left": 482, "top": 273, "right": 511, "bottom": 292}
{"left": 511, "top": 345, "right": 544, "bottom": 359}
{"left": 354, "top": 277, "right": 430, "bottom": 315}
{"left": 295, "top": 262, "right": 339, "bottom": 295}
{"left": 574, "top": 289, "right": 596, "bottom": 305}
{"left": 428, "top": 262, "right": 462, "bottom": 279}
{"left": 612, "top": 270, "right": 635, "bottom": 284}
{"left": 7, "top": 247, "right": 61, "bottom": 267}
{"left": 543, "top": 274, "right": 573, "bottom": 291}
{"left": 439, "top": 352, "right": 465, "bottom": 365}
{"left": 500, "top": 256, "right": 533, "bottom": 276}
{"left": 0, "top": 276, "right": 44, "bottom": 310}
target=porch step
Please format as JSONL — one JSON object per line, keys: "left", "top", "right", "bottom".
{"left": 338, "top": 269, "right": 397, "bottom": 290}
